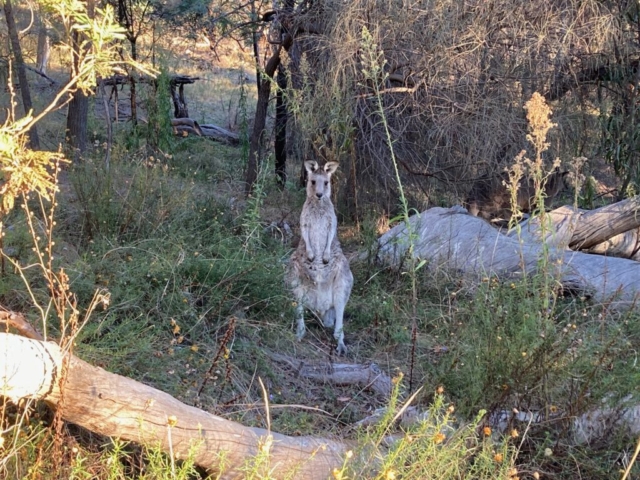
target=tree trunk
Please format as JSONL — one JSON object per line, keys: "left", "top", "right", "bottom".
{"left": 245, "top": 35, "right": 293, "bottom": 195}
{"left": 99, "top": 79, "right": 112, "bottom": 170}
{"left": 3, "top": 0, "right": 40, "bottom": 149}
{"left": 66, "top": 0, "right": 95, "bottom": 157}
{"left": 250, "top": 0, "right": 261, "bottom": 91}
{"left": 66, "top": 80, "right": 89, "bottom": 156}
{"left": 274, "top": 64, "right": 288, "bottom": 187}
{"left": 0, "top": 333, "right": 348, "bottom": 479}
{"left": 36, "top": 14, "right": 50, "bottom": 75}
{"left": 129, "top": 38, "right": 137, "bottom": 126}
{"left": 245, "top": 53, "right": 281, "bottom": 195}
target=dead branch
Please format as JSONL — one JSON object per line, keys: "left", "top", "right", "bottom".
{"left": 0, "top": 309, "right": 43, "bottom": 340}
{"left": 200, "top": 124, "right": 240, "bottom": 145}
{"left": 269, "top": 353, "right": 392, "bottom": 397}
{"left": 24, "top": 64, "right": 56, "bottom": 85}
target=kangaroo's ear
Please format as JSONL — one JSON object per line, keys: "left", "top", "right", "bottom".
{"left": 305, "top": 160, "right": 319, "bottom": 174}
{"left": 324, "top": 162, "right": 339, "bottom": 175}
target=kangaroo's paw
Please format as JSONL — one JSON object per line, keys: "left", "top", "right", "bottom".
{"left": 335, "top": 340, "right": 348, "bottom": 356}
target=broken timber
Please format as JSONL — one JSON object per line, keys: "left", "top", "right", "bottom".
{"left": 374, "top": 204, "right": 640, "bottom": 308}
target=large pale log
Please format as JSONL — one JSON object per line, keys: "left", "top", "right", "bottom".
{"left": 0, "top": 333, "right": 348, "bottom": 479}
{"left": 375, "top": 207, "right": 640, "bottom": 308}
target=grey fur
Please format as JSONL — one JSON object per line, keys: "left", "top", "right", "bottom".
{"left": 286, "top": 160, "right": 354, "bottom": 355}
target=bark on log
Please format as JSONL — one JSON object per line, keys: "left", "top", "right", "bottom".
{"left": 463, "top": 195, "right": 640, "bottom": 261}
{"left": 0, "top": 333, "right": 348, "bottom": 479}
{"left": 374, "top": 207, "right": 640, "bottom": 308}
{"left": 568, "top": 196, "right": 640, "bottom": 250}
{"left": 200, "top": 124, "right": 240, "bottom": 145}
{"left": 586, "top": 227, "right": 640, "bottom": 261}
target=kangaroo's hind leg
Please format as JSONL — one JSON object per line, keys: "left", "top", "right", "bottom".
{"left": 333, "top": 301, "right": 347, "bottom": 355}
{"left": 333, "top": 260, "right": 354, "bottom": 355}
{"left": 295, "top": 302, "right": 306, "bottom": 341}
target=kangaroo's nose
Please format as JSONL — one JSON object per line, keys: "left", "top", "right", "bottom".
{"left": 316, "top": 193, "right": 323, "bottom": 199}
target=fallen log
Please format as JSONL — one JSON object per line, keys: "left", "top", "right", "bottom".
{"left": 374, "top": 207, "right": 640, "bottom": 308}
{"left": 101, "top": 74, "right": 197, "bottom": 87}
{"left": 268, "top": 353, "right": 393, "bottom": 397}
{"left": 0, "top": 332, "right": 348, "bottom": 479}
{"left": 200, "top": 124, "right": 240, "bottom": 145}
{"left": 169, "top": 118, "right": 239, "bottom": 145}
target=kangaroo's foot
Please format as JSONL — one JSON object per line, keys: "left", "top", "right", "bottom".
{"left": 335, "top": 331, "right": 347, "bottom": 355}
{"left": 336, "top": 339, "right": 347, "bottom": 356}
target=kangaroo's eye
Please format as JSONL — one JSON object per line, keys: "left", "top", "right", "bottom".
{"left": 311, "top": 180, "right": 316, "bottom": 185}
{"left": 324, "top": 181, "right": 328, "bottom": 186}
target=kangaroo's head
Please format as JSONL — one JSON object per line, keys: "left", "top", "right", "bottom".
{"left": 305, "top": 160, "right": 339, "bottom": 201}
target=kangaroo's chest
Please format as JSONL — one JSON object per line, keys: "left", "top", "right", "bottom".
{"left": 301, "top": 203, "right": 336, "bottom": 245}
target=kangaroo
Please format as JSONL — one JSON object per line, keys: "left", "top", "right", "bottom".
{"left": 465, "top": 168, "right": 569, "bottom": 222}
{"left": 286, "top": 160, "right": 354, "bottom": 355}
